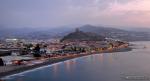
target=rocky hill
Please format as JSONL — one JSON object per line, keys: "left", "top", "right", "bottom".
{"left": 60, "top": 28, "right": 105, "bottom": 42}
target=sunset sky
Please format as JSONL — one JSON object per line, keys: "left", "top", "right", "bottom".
{"left": 0, "top": 0, "right": 150, "bottom": 28}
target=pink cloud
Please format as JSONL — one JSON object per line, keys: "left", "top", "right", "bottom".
{"left": 96, "top": 0, "right": 150, "bottom": 27}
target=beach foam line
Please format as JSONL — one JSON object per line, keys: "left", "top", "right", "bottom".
{"left": 1, "top": 58, "right": 79, "bottom": 80}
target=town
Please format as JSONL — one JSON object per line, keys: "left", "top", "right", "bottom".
{"left": 0, "top": 29, "right": 130, "bottom": 77}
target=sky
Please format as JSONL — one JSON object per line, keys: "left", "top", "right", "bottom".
{"left": 0, "top": 0, "right": 150, "bottom": 28}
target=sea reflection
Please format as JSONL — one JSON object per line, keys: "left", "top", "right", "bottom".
{"left": 64, "top": 59, "right": 76, "bottom": 73}
{"left": 51, "top": 59, "right": 77, "bottom": 78}
{"left": 108, "top": 53, "right": 114, "bottom": 64}
{"left": 99, "top": 54, "right": 103, "bottom": 62}
{"left": 52, "top": 63, "right": 59, "bottom": 78}
{"left": 16, "top": 78, "right": 23, "bottom": 81}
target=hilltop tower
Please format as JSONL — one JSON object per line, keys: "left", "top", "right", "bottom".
{"left": 75, "top": 28, "right": 80, "bottom": 32}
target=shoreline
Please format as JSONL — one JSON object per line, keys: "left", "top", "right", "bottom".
{"left": 0, "top": 47, "right": 132, "bottom": 78}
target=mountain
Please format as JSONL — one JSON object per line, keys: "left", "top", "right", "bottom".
{"left": 122, "top": 27, "right": 150, "bottom": 32}
{"left": 60, "top": 28, "right": 105, "bottom": 42}
{"left": 0, "top": 27, "right": 72, "bottom": 39}
{"left": 0, "top": 27, "right": 37, "bottom": 39}
{"left": 78, "top": 25, "right": 150, "bottom": 41}
{"left": 0, "top": 25, "right": 150, "bottom": 41}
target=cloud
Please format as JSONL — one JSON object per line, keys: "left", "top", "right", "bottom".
{"left": 105, "top": 0, "right": 150, "bottom": 27}
{"left": 77, "top": 0, "right": 150, "bottom": 27}
{"left": 0, "top": 0, "right": 150, "bottom": 28}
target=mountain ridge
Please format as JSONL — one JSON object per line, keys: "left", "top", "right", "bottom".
{"left": 0, "top": 25, "right": 150, "bottom": 41}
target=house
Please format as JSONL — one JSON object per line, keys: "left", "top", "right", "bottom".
{"left": 0, "top": 49, "right": 11, "bottom": 56}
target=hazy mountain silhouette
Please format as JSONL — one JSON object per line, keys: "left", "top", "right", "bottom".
{"left": 0, "top": 25, "right": 150, "bottom": 41}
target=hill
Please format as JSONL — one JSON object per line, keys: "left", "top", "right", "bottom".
{"left": 0, "top": 25, "right": 150, "bottom": 41}
{"left": 78, "top": 25, "right": 150, "bottom": 41}
{"left": 60, "top": 28, "right": 105, "bottom": 42}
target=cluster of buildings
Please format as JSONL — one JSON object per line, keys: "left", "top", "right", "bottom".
{"left": 49, "top": 40, "right": 128, "bottom": 54}
{"left": 0, "top": 29, "right": 129, "bottom": 57}
{"left": 0, "top": 38, "right": 129, "bottom": 57}
{"left": 0, "top": 39, "right": 46, "bottom": 56}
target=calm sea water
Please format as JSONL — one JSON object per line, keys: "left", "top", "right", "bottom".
{"left": 2, "top": 41, "right": 150, "bottom": 81}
